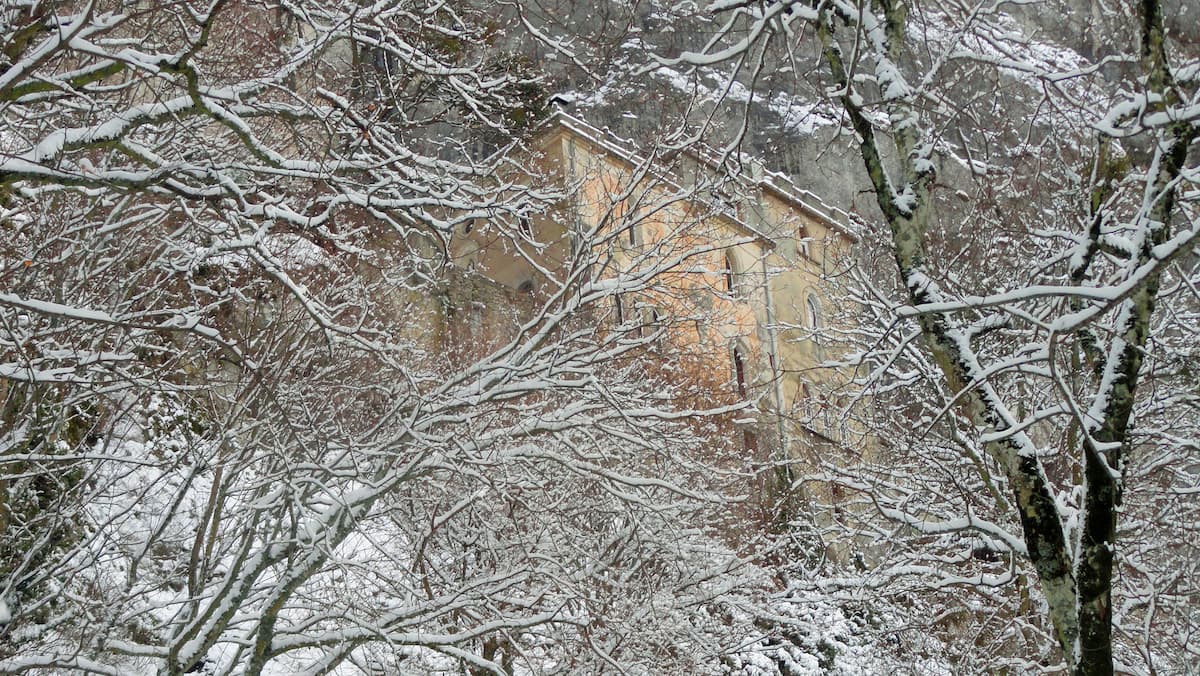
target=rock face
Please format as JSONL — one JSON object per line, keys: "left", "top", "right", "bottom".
{"left": 500, "top": 0, "right": 1195, "bottom": 226}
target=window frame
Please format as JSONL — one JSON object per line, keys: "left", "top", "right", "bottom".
{"left": 723, "top": 250, "right": 738, "bottom": 296}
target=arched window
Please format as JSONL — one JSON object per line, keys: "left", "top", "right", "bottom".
{"left": 723, "top": 251, "right": 737, "bottom": 295}
{"left": 732, "top": 347, "right": 747, "bottom": 398}
{"left": 807, "top": 294, "right": 824, "bottom": 359}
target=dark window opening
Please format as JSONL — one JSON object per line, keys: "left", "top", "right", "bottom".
{"left": 647, "top": 309, "right": 662, "bottom": 348}
{"left": 743, "top": 429, "right": 758, "bottom": 454}
{"left": 371, "top": 43, "right": 391, "bottom": 74}
{"left": 724, "top": 252, "right": 736, "bottom": 294}
{"left": 614, "top": 294, "right": 624, "bottom": 324}
{"left": 518, "top": 217, "right": 532, "bottom": 240}
{"left": 733, "top": 347, "right": 747, "bottom": 398}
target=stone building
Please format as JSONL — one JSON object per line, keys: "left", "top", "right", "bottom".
{"left": 446, "top": 112, "right": 860, "bottom": 515}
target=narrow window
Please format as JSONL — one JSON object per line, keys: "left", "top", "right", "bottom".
{"left": 371, "top": 44, "right": 390, "bottom": 74}
{"left": 646, "top": 308, "right": 661, "bottom": 347}
{"left": 627, "top": 223, "right": 638, "bottom": 246}
{"left": 807, "top": 294, "right": 822, "bottom": 331}
{"left": 796, "top": 226, "right": 811, "bottom": 259}
{"left": 724, "top": 251, "right": 737, "bottom": 295}
{"left": 743, "top": 429, "right": 759, "bottom": 454}
{"left": 518, "top": 216, "right": 532, "bottom": 240}
{"left": 614, "top": 294, "right": 624, "bottom": 325}
{"left": 733, "top": 347, "right": 747, "bottom": 398}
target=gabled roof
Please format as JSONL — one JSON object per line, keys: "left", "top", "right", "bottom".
{"left": 527, "top": 110, "right": 860, "bottom": 243}
{"left": 528, "top": 111, "right": 776, "bottom": 249}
